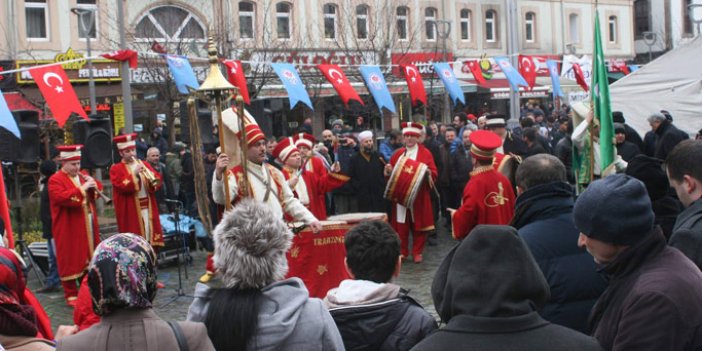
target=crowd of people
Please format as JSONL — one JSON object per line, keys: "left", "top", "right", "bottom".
{"left": 2, "top": 100, "right": 702, "bottom": 351}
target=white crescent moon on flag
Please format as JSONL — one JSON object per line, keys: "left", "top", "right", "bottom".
{"left": 521, "top": 57, "right": 533, "bottom": 71}
{"left": 405, "top": 65, "right": 419, "bottom": 77}
{"left": 43, "top": 72, "right": 63, "bottom": 88}
{"left": 328, "top": 68, "right": 344, "bottom": 81}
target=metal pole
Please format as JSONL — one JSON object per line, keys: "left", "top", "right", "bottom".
{"left": 117, "top": 0, "right": 134, "bottom": 133}
{"left": 86, "top": 33, "right": 97, "bottom": 114}
{"left": 506, "top": 0, "right": 520, "bottom": 122}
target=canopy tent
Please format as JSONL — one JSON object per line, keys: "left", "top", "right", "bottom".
{"left": 610, "top": 35, "right": 702, "bottom": 135}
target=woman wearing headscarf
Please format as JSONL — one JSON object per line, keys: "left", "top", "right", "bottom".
{"left": 56, "top": 233, "right": 214, "bottom": 351}
{"left": 187, "top": 198, "right": 344, "bottom": 351}
{"left": 0, "top": 247, "right": 55, "bottom": 349}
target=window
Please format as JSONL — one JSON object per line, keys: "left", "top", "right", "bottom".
{"left": 76, "top": 0, "right": 97, "bottom": 40}
{"left": 608, "top": 15, "right": 617, "bottom": 43}
{"left": 460, "top": 9, "right": 471, "bottom": 41}
{"left": 323, "top": 4, "right": 337, "bottom": 40}
{"left": 569, "top": 13, "right": 579, "bottom": 44}
{"left": 425, "top": 7, "right": 437, "bottom": 41}
{"left": 485, "top": 10, "right": 497, "bottom": 42}
{"left": 239, "top": 2, "right": 255, "bottom": 40}
{"left": 356, "top": 5, "right": 369, "bottom": 40}
{"left": 134, "top": 6, "right": 206, "bottom": 42}
{"left": 25, "top": 0, "right": 48, "bottom": 40}
{"left": 684, "top": 0, "right": 693, "bottom": 34}
{"left": 396, "top": 6, "right": 409, "bottom": 40}
{"left": 276, "top": 2, "right": 291, "bottom": 39}
{"left": 525, "top": 12, "right": 535, "bottom": 42}
{"left": 634, "top": 0, "right": 650, "bottom": 38}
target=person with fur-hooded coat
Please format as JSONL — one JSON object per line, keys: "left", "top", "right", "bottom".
{"left": 411, "top": 225, "right": 603, "bottom": 351}
{"left": 187, "top": 199, "right": 344, "bottom": 351}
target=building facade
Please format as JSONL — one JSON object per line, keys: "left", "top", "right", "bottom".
{"left": 633, "top": 0, "right": 701, "bottom": 62}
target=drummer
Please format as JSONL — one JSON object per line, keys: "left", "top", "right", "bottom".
{"left": 448, "top": 130, "right": 516, "bottom": 240}
{"left": 274, "top": 137, "right": 349, "bottom": 220}
{"left": 383, "top": 122, "right": 438, "bottom": 263}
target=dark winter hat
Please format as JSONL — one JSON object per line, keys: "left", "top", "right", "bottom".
{"left": 625, "top": 155, "right": 669, "bottom": 201}
{"left": 614, "top": 123, "right": 626, "bottom": 134}
{"left": 574, "top": 174, "right": 655, "bottom": 246}
{"left": 612, "top": 111, "right": 625, "bottom": 123}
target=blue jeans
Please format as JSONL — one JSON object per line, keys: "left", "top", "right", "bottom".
{"left": 45, "top": 239, "right": 60, "bottom": 287}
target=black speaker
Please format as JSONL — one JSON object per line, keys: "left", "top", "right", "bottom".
{"left": 72, "top": 115, "right": 113, "bottom": 168}
{"left": 0, "top": 110, "right": 39, "bottom": 163}
{"left": 180, "top": 100, "right": 215, "bottom": 145}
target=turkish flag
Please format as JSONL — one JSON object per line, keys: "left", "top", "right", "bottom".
{"left": 29, "top": 65, "right": 88, "bottom": 127}
{"left": 572, "top": 63, "right": 589, "bottom": 92}
{"left": 519, "top": 55, "right": 537, "bottom": 90}
{"left": 101, "top": 50, "right": 138, "bottom": 69}
{"left": 400, "top": 64, "right": 427, "bottom": 107}
{"left": 613, "top": 61, "right": 630, "bottom": 75}
{"left": 151, "top": 41, "right": 168, "bottom": 54}
{"left": 465, "top": 60, "right": 486, "bottom": 85}
{"left": 317, "top": 64, "right": 363, "bottom": 107}
{"left": 223, "top": 60, "right": 251, "bottom": 105}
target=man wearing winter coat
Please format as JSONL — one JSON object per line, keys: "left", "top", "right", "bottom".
{"left": 411, "top": 225, "right": 602, "bottom": 351}
{"left": 574, "top": 174, "right": 702, "bottom": 350}
{"left": 324, "top": 221, "right": 436, "bottom": 351}
{"left": 511, "top": 154, "right": 606, "bottom": 333}
{"left": 648, "top": 112, "right": 688, "bottom": 160}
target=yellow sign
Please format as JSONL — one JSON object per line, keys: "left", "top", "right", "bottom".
{"left": 16, "top": 47, "right": 122, "bottom": 84}
{"left": 113, "top": 102, "right": 125, "bottom": 135}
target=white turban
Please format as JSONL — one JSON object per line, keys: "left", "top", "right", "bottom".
{"left": 358, "top": 130, "right": 373, "bottom": 143}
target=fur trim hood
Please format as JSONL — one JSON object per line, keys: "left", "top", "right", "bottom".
{"left": 212, "top": 198, "right": 293, "bottom": 289}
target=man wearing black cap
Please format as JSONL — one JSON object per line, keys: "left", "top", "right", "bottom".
{"left": 614, "top": 123, "right": 640, "bottom": 162}
{"left": 484, "top": 114, "right": 527, "bottom": 156}
{"left": 574, "top": 174, "right": 702, "bottom": 350}
{"left": 612, "top": 111, "right": 643, "bottom": 151}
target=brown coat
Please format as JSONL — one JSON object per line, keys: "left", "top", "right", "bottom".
{"left": 0, "top": 335, "right": 55, "bottom": 351}
{"left": 56, "top": 309, "right": 214, "bottom": 351}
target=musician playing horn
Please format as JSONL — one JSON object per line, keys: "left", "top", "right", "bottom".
{"left": 109, "top": 133, "right": 164, "bottom": 248}
{"left": 48, "top": 145, "right": 102, "bottom": 307}
{"left": 383, "top": 122, "right": 438, "bottom": 264}
{"left": 448, "top": 130, "right": 516, "bottom": 241}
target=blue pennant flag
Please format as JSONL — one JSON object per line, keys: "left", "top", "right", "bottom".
{"left": 494, "top": 56, "right": 528, "bottom": 92}
{"left": 165, "top": 55, "right": 200, "bottom": 94}
{"left": 270, "top": 63, "right": 313, "bottom": 110}
{"left": 359, "top": 65, "right": 396, "bottom": 114}
{"left": 546, "top": 60, "right": 564, "bottom": 98}
{"left": 433, "top": 62, "right": 465, "bottom": 106}
{"left": 0, "top": 90, "right": 20, "bottom": 139}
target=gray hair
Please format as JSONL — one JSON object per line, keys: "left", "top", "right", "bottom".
{"left": 464, "top": 123, "right": 479, "bottom": 133}
{"left": 647, "top": 113, "right": 667, "bottom": 124}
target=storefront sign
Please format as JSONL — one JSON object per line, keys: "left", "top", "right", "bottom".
{"left": 391, "top": 52, "right": 455, "bottom": 77}
{"left": 249, "top": 50, "right": 379, "bottom": 72}
{"left": 16, "top": 48, "right": 122, "bottom": 84}
{"left": 113, "top": 102, "right": 125, "bottom": 135}
{"left": 491, "top": 88, "right": 549, "bottom": 100}
{"left": 130, "top": 66, "right": 208, "bottom": 84}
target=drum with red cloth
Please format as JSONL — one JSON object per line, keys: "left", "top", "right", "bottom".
{"left": 383, "top": 156, "right": 429, "bottom": 208}
{"left": 286, "top": 220, "right": 351, "bottom": 298}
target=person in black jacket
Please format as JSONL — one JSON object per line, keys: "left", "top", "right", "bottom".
{"left": 522, "top": 127, "right": 548, "bottom": 158}
{"left": 511, "top": 154, "right": 606, "bottom": 333}
{"left": 614, "top": 123, "right": 641, "bottom": 162}
{"left": 324, "top": 221, "right": 436, "bottom": 351}
{"left": 649, "top": 112, "right": 688, "bottom": 160}
{"left": 411, "top": 225, "right": 602, "bottom": 351}
{"left": 612, "top": 111, "right": 643, "bottom": 152}
{"left": 555, "top": 118, "right": 575, "bottom": 184}
{"left": 450, "top": 126, "right": 476, "bottom": 197}
{"left": 37, "top": 159, "right": 61, "bottom": 293}
{"left": 346, "top": 131, "right": 387, "bottom": 213}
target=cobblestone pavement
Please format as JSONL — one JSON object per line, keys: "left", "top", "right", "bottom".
{"left": 29, "top": 217, "right": 456, "bottom": 333}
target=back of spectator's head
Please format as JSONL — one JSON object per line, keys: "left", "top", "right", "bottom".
{"left": 661, "top": 110, "right": 673, "bottom": 121}
{"left": 626, "top": 155, "right": 669, "bottom": 201}
{"left": 647, "top": 112, "right": 667, "bottom": 124}
{"left": 522, "top": 127, "right": 539, "bottom": 143}
{"left": 213, "top": 198, "right": 292, "bottom": 289}
{"left": 520, "top": 117, "right": 535, "bottom": 128}
{"left": 344, "top": 221, "right": 400, "bottom": 283}
{"left": 515, "top": 154, "right": 567, "bottom": 191}
{"left": 666, "top": 140, "right": 702, "bottom": 183}
{"left": 88, "top": 233, "right": 157, "bottom": 316}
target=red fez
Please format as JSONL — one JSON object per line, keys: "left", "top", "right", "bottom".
{"left": 293, "top": 133, "right": 315, "bottom": 149}
{"left": 401, "top": 122, "right": 424, "bottom": 137}
{"left": 113, "top": 133, "right": 137, "bottom": 151}
{"left": 244, "top": 124, "right": 266, "bottom": 147}
{"left": 469, "top": 130, "right": 502, "bottom": 160}
{"left": 56, "top": 145, "right": 83, "bottom": 161}
{"left": 467, "top": 114, "right": 477, "bottom": 122}
{"left": 272, "top": 137, "right": 299, "bottom": 163}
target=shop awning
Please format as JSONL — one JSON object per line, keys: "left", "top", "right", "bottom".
{"left": 2, "top": 92, "right": 44, "bottom": 119}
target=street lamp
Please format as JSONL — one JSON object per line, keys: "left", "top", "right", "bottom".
{"left": 71, "top": 7, "right": 97, "bottom": 115}
{"left": 690, "top": 4, "right": 702, "bottom": 35}
{"left": 642, "top": 31, "right": 657, "bottom": 63}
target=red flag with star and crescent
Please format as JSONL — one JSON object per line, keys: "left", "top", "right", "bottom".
{"left": 465, "top": 60, "right": 486, "bottom": 85}
{"left": 317, "top": 64, "right": 363, "bottom": 107}
{"left": 101, "top": 50, "right": 139, "bottom": 69}
{"left": 400, "top": 64, "right": 427, "bottom": 107}
{"left": 518, "top": 55, "right": 537, "bottom": 90}
{"left": 572, "top": 63, "right": 589, "bottom": 92}
{"left": 223, "top": 60, "right": 251, "bottom": 105}
{"left": 29, "top": 65, "right": 88, "bottom": 127}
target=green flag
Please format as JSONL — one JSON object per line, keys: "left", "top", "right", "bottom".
{"left": 592, "top": 11, "right": 615, "bottom": 172}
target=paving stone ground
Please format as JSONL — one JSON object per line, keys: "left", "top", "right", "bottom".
{"left": 29, "top": 217, "right": 456, "bottom": 334}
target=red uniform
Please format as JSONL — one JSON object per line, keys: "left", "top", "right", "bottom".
{"left": 109, "top": 161, "right": 164, "bottom": 247}
{"left": 452, "top": 166, "right": 516, "bottom": 240}
{"left": 48, "top": 170, "right": 101, "bottom": 301}
{"left": 388, "top": 144, "right": 438, "bottom": 258}
{"left": 280, "top": 166, "right": 349, "bottom": 220}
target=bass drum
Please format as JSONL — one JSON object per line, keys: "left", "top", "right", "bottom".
{"left": 497, "top": 154, "right": 522, "bottom": 191}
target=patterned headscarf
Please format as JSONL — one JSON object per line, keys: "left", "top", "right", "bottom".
{"left": 88, "top": 233, "right": 157, "bottom": 316}
{"left": 0, "top": 248, "right": 38, "bottom": 336}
